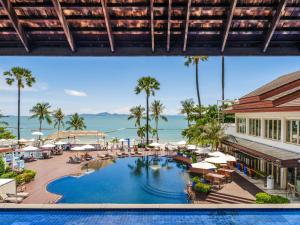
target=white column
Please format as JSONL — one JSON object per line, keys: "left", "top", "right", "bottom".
{"left": 280, "top": 167, "right": 287, "bottom": 189}
{"left": 261, "top": 118, "right": 265, "bottom": 138}
{"left": 281, "top": 118, "right": 286, "bottom": 143}
{"left": 246, "top": 118, "right": 250, "bottom": 135}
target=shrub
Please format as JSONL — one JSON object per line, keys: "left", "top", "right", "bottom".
{"left": 0, "top": 158, "right": 6, "bottom": 176}
{"left": 255, "top": 192, "right": 271, "bottom": 204}
{"left": 0, "top": 171, "right": 17, "bottom": 179}
{"left": 192, "top": 176, "right": 201, "bottom": 184}
{"left": 194, "top": 182, "right": 212, "bottom": 194}
{"left": 255, "top": 192, "right": 289, "bottom": 204}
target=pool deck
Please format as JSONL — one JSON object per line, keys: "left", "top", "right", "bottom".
{"left": 20, "top": 150, "right": 259, "bottom": 204}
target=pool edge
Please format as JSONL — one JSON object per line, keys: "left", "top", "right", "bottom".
{"left": 1, "top": 203, "right": 300, "bottom": 209}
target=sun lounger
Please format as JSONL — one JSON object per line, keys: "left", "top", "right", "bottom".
{"left": 68, "top": 156, "right": 81, "bottom": 164}
{"left": 8, "top": 192, "right": 29, "bottom": 198}
{"left": 0, "top": 193, "right": 23, "bottom": 203}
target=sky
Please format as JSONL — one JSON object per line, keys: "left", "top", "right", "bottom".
{"left": 0, "top": 56, "right": 299, "bottom": 116}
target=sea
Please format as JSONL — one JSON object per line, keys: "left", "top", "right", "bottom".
{"left": 2, "top": 115, "right": 187, "bottom": 144}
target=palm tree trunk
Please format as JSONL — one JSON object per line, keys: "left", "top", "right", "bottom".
{"left": 39, "top": 120, "right": 42, "bottom": 141}
{"left": 195, "top": 62, "right": 201, "bottom": 117}
{"left": 146, "top": 95, "right": 149, "bottom": 144}
{"left": 58, "top": 121, "right": 60, "bottom": 138}
{"left": 155, "top": 119, "right": 158, "bottom": 142}
{"left": 17, "top": 84, "right": 21, "bottom": 141}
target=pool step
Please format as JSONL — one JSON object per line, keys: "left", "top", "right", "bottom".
{"left": 205, "top": 192, "right": 255, "bottom": 204}
{"left": 141, "top": 184, "right": 187, "bottom": 199}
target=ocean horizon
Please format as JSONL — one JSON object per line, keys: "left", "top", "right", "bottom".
{"left": 2, "top": 115, "right": 187, "bottom": 143}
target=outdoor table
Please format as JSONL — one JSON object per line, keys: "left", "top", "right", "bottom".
{"left": 206, "top": 173, "right": 225, "bottom": 189}
{"left": 217, "top": 168, "right": 234, "bottom": 182}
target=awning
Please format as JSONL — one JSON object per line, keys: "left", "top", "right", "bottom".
{"left": 222, "top": 137, "right": 300, "bottom": 167}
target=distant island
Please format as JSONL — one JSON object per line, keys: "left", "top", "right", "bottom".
{"left": 78, "top": 112, "right": 128, "bottom": 116}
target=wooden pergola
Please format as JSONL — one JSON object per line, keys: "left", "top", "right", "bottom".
{"left": 0, "top": 0, "right": 299, "bottom": 56}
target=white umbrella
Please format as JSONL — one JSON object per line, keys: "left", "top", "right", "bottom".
{"left": 18, "top": 138, "right": 28, "bottom": 143}
{"left": 187, "top": 145, "right": 197, "bottom": 150}
{"left": 71, "top": 146, "right": 85, "bottom": 151}
{"left": 205, "top": 157, "right": 227, "bottom": 164}
{"left": 191, "top": 162, "right": 217, "bottom": 170}
{"left": 32, "top": 131, "right": 44, "bottom": 136}
{"left": 195, "top": 147, "right": 210, "bottom": 155}
{"left": 22, "top": 145, "right": 39, "bottom": 151}
{"left": 41, "top": 143, "right": 55, "bottom": 148}
{"left": 149, "top": 142, "right": 162, "bottom": 147}
{"left": 224, "top": 154, "right": 236, "bottom": 162}
{"left": 119, "top": 138, "right": 127, "bottom": 142}
{"left": 82, "top": 144, "right": 95, "bottom": 150}
{"left": 55, "top": 141, "right": 66, "bottom": 145}
{"left": 208, "top": 151, "right": 225, "bottom": 157}
{"left": 176, "top": 140, "right": 186, "bottom": 146}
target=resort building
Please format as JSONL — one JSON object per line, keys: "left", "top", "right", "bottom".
{"left": 222, "top": 70, "right": 300, "bottom": 192}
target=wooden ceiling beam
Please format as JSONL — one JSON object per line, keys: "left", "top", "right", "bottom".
{"left": 150, "top": 0, "right": 154, "bottom": 52}
{"left": 221, "top": 0, "right": 237, "bottom": 53}
{"left": 0, "top": 0, "right": 30, "bottom": 52}
{"left": 263, "top": 0, "right": 288, "bottom": 52}
{"left": 101, "top": 0, "right": 115, "bottom": 52}
{"left": 166, "top": 0, "right": 172, "bottom": 52}
{"left": 183, "top": 0, "right": 191, "bottom": 52}
{"left": 51, "top": 0, "right": 75, "bottom": 52}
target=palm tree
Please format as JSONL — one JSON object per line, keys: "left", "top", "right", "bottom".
{"left": 200, "top": 120, "right": 226, "bottom": 150}
{"left": 0, "top": 111, "right": 8, "bottom": 127}
{"left": 128, "top": 105, "right": 145, "bottom": 142}
{"left": 66, "top": 113, "right": 86, "bottom": 130}
{"left": 180, "top": 99, "right": 195, "bottom": 127}
{"left": 53, "top": 108, "right": 65, "bottom": 138}
{"left": 30, "top": 102, "right": 52, "bottom": 132}
{"left": 150, "top": 100, "right": 167, "bottom": 142}
{"left": 184, "top": 56, "right": 208, "bottom": 116}
{"left": 135, "top": 76, "right": 160, "bottom": 144}
{"left": 3, "top": 67, "right": 36, "bottom": 141}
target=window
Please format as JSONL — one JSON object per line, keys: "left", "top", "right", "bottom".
{"left": 236, "top": 118, "right": 246, "bottom": 134}
{"left": 286, "top": 120, "right": 300, "bottom": 145}
{"left": 249, "top": 118, "right": 261, "bottom": 136}
{"left": 264, "top": 119, "right": 281, "bottom": 141}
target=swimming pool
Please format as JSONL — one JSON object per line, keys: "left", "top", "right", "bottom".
{"left": 1, "top": 209, "right": 300, "bottom": 225}
{"left": 47, "top": 157, "right": 190, "bottom": 203}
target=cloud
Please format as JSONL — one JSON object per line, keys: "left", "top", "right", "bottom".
{"left": 64, "top": 89, "right": 87, "bottom": 97}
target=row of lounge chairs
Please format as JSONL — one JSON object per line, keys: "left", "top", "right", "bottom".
{"left": 0, "top": 192, "right": 29, "bottom": 203}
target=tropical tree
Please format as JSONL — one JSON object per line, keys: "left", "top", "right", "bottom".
{"left": 128, "top": 105, "right": 145, "bottom": 141}
{"left": 30, "top": 102, "right": 52, "bottom": 133}
{"left": 180, "top": 99, "right": 195, "bottom": 127}
{"left": 0, "top": 112, "right": 8, "bottom": 127}
{"left": 135, "top": 76, "right": 160, "bottom": 144}
{"left": 184, "top": 56, "right": 208, "bottom": 117}
{"left": 53, "top": 108, "right": 65, "bottom": 137}
{"left": 0, "top": 111, "right": 15, "bottom": 139}
{"left": 66, "top": 113, "right": 86, "bottom": 130}
{"left": 150, "top": 100, "right": 167, "bottom": 142}
{"left": 3, "top": 67, "right": 36, "bottom": 141}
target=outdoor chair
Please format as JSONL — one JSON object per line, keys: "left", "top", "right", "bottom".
{"left": 8, "top": 192, "right": 29, "bottom": 198}
{"left": 0, "top": 193, "right": 23, "bottom": 203}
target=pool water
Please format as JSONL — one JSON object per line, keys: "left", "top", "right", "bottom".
{"left": 1, "top": 209, "right": 300, "bottom": 225}
{"left": 47, "top": 157, "right": 190, "bottom": 203}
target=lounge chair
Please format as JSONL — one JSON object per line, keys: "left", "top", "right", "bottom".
{"left": 68, "top": 156, "right": 81, "bottom": 164}
{"left": 8, "top": 192, "right": 29, "bottom": 198}
{"left": 0, "top": 193, "right": 23, "bottom": 203}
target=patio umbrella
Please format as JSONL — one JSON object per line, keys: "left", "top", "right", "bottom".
{"left": 187, "top": 145, "right": 197, "bottom": 150}
{"left": 149, "top": 142, "right": 162, "bottom": 147}
{"left": 224, "top": 154, "right": 236, "bottom": 162}
{"left": 191, "top": 162, "right": 217, "bottom": 170}
{"left": 82, "top": 144, "right": 95, "bottom": 150}
{"left": 55, "top": 141, "right": 66, "bottom": 145}
{"left": 22, "top": 145, "right": 39, "bottom": 151}
{"left": 176, "top": 140, "right": 186, "bottom": 146}
{"left": 18, "top": 138, "right": 28, "bottom": 143}
{"left": 71, "top": 146, "right": 85, "bottom": 151}
{"left": 195, "top": 148, "right": 210, "bottom": 155}
{"left": 208, "top": 151, "right": 225, "bottom": 157}
{"left": 119, "top": 138, "right": 127, "bottom": 142}
{"left": 41, "top": 143, "right": 55, "bottom": 148}
{"left": 32, "top": 131, "right": 44, "bottom": 136}
{"left": 205, "top": 157, "right": 227, "bottom": 164}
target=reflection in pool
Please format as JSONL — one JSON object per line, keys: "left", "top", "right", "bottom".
{"left": 47, "top": 156, "right": 190, "bottom": 203}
